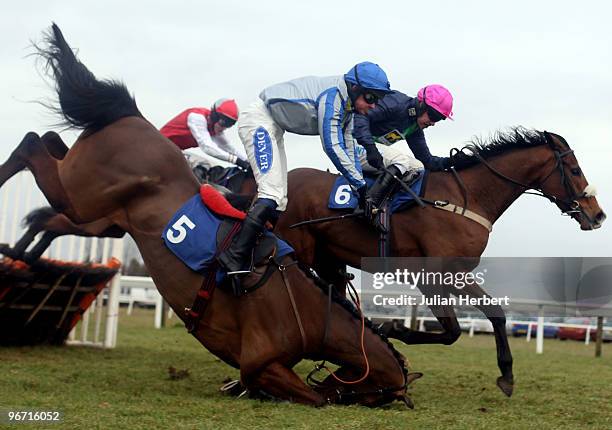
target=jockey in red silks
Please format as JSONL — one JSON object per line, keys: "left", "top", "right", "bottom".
{"left": 160, "top": 98, "right": 250, "bottom": 170}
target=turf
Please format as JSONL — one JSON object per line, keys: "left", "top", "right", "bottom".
{"left": 0, "top": 308, "right": 610, "bottom": 429}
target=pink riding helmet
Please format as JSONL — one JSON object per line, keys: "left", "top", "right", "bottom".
{"left": 417, "top": 85, "right": 454, "bottom": 120}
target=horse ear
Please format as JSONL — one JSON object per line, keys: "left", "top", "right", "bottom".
{"left": 543, "top": 130, "right": 557, "bottom": 147}
{"left": 544, "top": 130, "right": 570, "bottom": 149}
{"left": 543, "top": 130, "right": 553, "bottom": 144}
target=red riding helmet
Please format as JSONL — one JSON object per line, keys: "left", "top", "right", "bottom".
{"left": 211, "top": 98, "right": 239, "bottom": 127}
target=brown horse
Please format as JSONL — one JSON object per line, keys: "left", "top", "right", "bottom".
{"left": 274, "top": 129, "right": 605, "bottom": 396}
{"left": 6, "top": 128, "right": 606, "bottom": 398}
{"left": 0, "top": 24, "right": 413, "bottom": 407}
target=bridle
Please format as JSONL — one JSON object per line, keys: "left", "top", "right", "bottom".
{"left": 461, "top": 131, "right": 596, "bottom": 223}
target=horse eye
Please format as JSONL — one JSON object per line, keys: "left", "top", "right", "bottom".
{"left": 571, "top": 168, "right": 581, "bottom": 176}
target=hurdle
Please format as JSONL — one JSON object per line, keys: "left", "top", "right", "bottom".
{"left": 0, "top": 171, "right": 125, "bottom": 348}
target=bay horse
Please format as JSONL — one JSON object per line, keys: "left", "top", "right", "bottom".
{"left": 275, "top": 128, "right": 605, "bottom": 397}
{"left": 0, "top": 24, "right": 413, "bottom": 407}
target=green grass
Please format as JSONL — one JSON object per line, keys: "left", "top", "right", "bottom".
{"left": 1, "top": 308, "right": 611, "bottom": 429}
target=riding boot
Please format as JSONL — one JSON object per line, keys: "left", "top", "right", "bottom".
{"left": 366, "top": 165, "right": 402, "bottom": 209}
{"left": 365, "top": 166, "right": 401, "bottom": 232}
{"left": 365, "top": 166, "right": 420, "bottom": 232}
{"left": 217, "top": 200, "right": 273, "bottom": 276}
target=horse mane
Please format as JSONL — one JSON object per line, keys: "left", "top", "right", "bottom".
{"left": 449, "top": 127, "right": 552, "bottom": 171}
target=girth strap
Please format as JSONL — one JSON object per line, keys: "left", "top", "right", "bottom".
{"left": 185, "top": 220, "right": 242, "bottom": 333}
{"left": 276, "top": 260, "right": 307, "bottom": 352}
{"left": 432, "top": 200, "right": 493, "bottom": 232}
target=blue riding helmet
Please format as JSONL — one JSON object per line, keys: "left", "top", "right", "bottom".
{"left": 344, "top": 61, "right": 391, "bottom": 93}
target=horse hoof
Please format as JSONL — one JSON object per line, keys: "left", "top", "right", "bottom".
{"left": 406, "top": 372, "right": 423, "bottom": 385}
{"left": 496, "top": 376, "right": 514, "bottom": 397}
{"left": 0, "top": 244, "right": 23, "bottom": 261}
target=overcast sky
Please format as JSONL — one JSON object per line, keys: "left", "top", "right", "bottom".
{"left": 0, "top": 0, "right": 610, "bottom": 257}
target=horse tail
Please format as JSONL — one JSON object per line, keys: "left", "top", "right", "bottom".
{"left": 37, "top": 23, "right": 142, "bottom": 132}
{"left": 21, "top": 206, "right": 58, "bottom": 229}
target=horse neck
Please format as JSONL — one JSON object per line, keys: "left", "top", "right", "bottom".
{"left": 461, "top": 145, "right": 554, "bottom": 223}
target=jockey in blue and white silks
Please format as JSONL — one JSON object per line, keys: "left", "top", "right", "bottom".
{"left": 217, "top": 62, "right": 392, "bottom": 281}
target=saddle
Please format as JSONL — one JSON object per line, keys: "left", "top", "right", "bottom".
{"left": 201, "top": 184, "right": 284, "bottom": 295}
{"left": 183, "top": 186, "right": 292, "bottom": 332}
{"left": 194, "top": 165, "right": 250, "bottom": 193}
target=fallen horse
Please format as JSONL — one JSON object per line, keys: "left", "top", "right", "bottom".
{"left": 0, "top": 24, "right": 414, "bottom": 407}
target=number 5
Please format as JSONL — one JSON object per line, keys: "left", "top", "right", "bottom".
{"left": 166, "top": 215, "right": 195, "bottom": 244}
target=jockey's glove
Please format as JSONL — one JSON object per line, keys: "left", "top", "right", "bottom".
{"left": 236, "top": 158, "right": 251, "bottom": 171}
{"left": 363, "top": 144, "right": 385, "bottom": 170}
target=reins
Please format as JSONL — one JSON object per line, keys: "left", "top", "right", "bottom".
{"left": 290, "top": 132, "right": 591, "bottom": 233}
{"left": 461, "top": 132, "right": 594, "bottom": 222}
{"left": 320, "top": 278, "right": 371, "bottom": 385}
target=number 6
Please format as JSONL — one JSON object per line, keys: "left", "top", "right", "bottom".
{"left": 334, "top": 184, "right": 353, "bottom": 205}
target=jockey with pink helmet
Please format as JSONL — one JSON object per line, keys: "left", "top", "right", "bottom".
{"left": 352, "top": 84, "right": 454, "bottom": 230}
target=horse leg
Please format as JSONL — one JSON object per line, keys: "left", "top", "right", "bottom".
{"left": 242, "top": 362, "right": 325, "bottom": 406}
{"left": 0, "top": 132, "right": 76, "bottom": 218}
{"left": 0, "top": 227, "right": 40, "bottom": 260}
{"left": 40, "top": 131, "right": 69, "bottom": 160}
{"left": 21, "top": 231, "right": 58, "bottom": 263}
{"left": 458, "top": 282, "right": 514, "bottom": 397}
{"left": 1, "top": 206, "right": 66, "bottom": 260}
{"left": 382, "top": 299, "right": 462, "bottom": 346}
{"left": 23, "top": 217, "right": 124, "bottom": 263}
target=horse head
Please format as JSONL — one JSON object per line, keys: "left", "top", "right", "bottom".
{"left": 538, "top": 132, "right": 606, "bottom": 230}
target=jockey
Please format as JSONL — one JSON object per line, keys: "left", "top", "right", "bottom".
{"left": 352, "top": 85, "right": 454, "bottom": 220}
{"left": 218, "top": 61, "right": 392, "bottom": 280}
{"left": 160, "top": 99, "right": 250, "bottom": 171}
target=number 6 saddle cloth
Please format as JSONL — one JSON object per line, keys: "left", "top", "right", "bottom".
{"left": 328, "top": 170, "right": 427, "bottom": 212}
{"left": 162, "top": 185, "right": 293, "bottom": 280}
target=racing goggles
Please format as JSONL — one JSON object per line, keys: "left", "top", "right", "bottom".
{"left": 362, "top": 91, "right": 380, "bottom": 105}
{"left": 218, "top": 115, "right": 237, "bottom": 127}
{"left": 426, "top": 106, "right": 446, "bottom": 122}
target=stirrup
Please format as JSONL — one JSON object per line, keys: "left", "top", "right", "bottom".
{"left": 226, "top": 268, "right": 251, "bottom": 275}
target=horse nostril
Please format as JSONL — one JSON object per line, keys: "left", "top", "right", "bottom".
{"left": 595, "top": 211, "right": 606, "bottom": 222}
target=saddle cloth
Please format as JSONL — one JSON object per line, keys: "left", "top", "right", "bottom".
{"left": 162, "top": 186, "right": 293, "bottom": 281}
{"left": 328, "top": 170, "right": 427, "bottom": 213}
